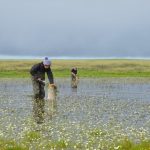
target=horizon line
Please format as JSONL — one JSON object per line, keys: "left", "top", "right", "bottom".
{"left": 0, "top": 55, "right": 150, "bottom": 60}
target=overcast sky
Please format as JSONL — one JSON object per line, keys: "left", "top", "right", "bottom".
{"left": 0, "top": 0, "right": 150, "bottom": 58}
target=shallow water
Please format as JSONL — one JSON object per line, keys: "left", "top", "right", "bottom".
{"left": 0, "top": 78, "right": 150, "bottom": 143}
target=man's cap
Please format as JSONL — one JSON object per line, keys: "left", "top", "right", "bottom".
{"left": 43, "top": 57, "right": 51, "bottom": 65}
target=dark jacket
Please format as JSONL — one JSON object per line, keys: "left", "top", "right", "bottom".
{"left": 30, "top": 62, "right": 54, "bottom": 84}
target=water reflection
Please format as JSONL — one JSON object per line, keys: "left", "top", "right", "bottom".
{"left": 47, "top": 97, "right": 57, "bottom": 119}
{"left": 71, "top": 77, "right": 79, "bottom": 88}
{"left": 71, "top": 87, "right": 77, "bottom": 93}
{"left": 32, "top": 98, "right": 45, "bottom": 124}
{"left": 47, "top": 85, "right": 57, "bottom": 119}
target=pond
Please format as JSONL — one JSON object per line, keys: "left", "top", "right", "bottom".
{"left": 0, "top": 78, "right": 150, "bottom": 149}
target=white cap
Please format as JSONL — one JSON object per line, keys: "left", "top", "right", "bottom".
{"left": 43, "top": 57, "right": 51, "bottom": 65}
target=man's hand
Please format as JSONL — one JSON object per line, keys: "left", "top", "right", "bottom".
{"left": 72, "top": 73, "right": 76, "bottom": 77}
{"left": 37, "top": 78, "right": 45, "bottom": 86}
{"left": 37, "top": 78, "right": 42, "bottom": 81}
{"left": 49, "top": 84, "right": 57, "bottom": 89}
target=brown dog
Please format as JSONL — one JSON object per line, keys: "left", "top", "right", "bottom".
{"left": 47, "top": 84, "right": 57, "bottom": 117}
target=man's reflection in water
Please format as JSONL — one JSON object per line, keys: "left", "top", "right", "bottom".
{"left": 32, "top": 98, "right": 45, "bottom": 124}
{"left": 32, "top": 97, "right": 57, "bottom": 123}
{"left": 32, "top": 85, "right": 57, "bottom": 124}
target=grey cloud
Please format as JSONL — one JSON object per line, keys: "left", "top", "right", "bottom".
{"left": 0, "top": 0, "right": 150, "bottom": 57}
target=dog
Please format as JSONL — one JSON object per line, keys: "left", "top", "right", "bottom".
{"left": 47, "top": 84, "right": 57, "bottom": 117}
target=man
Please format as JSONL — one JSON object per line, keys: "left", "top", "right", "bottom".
{"left": 30, "top": 57, "right": 56, "bottom": 124}
{"left": 71, "top": 67, "right": 78, "bottom": 88}
{"left": 30, "top": 57, "right": 55, "bottom": 100}
{"left": 71, "top": 67, "right": 77, "bottom": 80}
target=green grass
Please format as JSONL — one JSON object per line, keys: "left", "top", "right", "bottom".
{"left": 0, "top": 59, "right": 150, "bottom": 77}
{"left": 1, "top": 70, "right": 150, "bottom": 78}
{"left": 0, "top": 138, "right": 26, "bottom": 150}
{"left": 0, "top": 135, "right": 150, "bottom": 150}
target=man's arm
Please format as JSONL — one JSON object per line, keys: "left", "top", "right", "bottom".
{"left": 46, "top": 68, "right": 54, "bottom": 84}
{"left": 71, "top": 72, "right": 76, "bottom": 77}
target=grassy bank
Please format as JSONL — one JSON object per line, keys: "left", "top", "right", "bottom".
{"left": 0, "top": 131, "right": 150, "bottom": 150}
{"left": 0, "top": 59, "right": 150, "bottom": 78}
